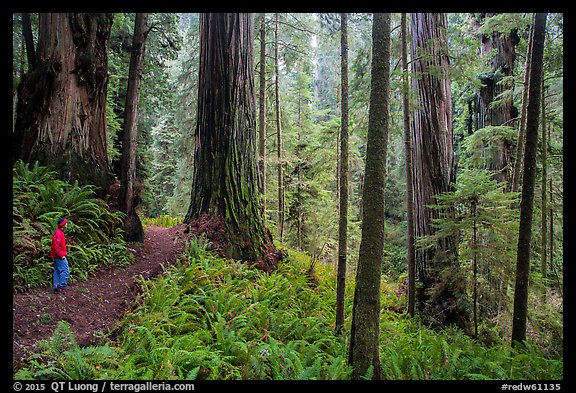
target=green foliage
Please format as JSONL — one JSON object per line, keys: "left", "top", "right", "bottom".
{"left": 378, "top": 322, "right": 561, "bottom": 380}
{"left": 461, "top": 126, "right": 518, "bottom": 170}
{"left": 417, "top": 169, "right": 520, "bottom": 329}
{"left": 142, "top": 215, "right": 183, "bottom": 228}
{"left": 16, "top": 235, "right": 561, "bottom": 380}
{"left": 14, "top": 321, "right": 119, "bottom": 380}
{"left": 13, "top": 161, "right": 134, "bottom": 291}
{"left": 111, "top": 238, "right": 351, "bottom": 380}
{"left": 382, "top": 244, "right": 408, "bottom": 279}
{"left": 476, "top": 13, "right": 529, "bottom": 36}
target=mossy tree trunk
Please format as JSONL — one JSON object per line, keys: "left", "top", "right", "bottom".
{"left": 348, "top": 13, "right": 390, "bottom": 380}
{"left": 512, "top": 12, "right": 547, "bottom": 347}
{"left": 13, "top": 13, "right": 114, "bottom": 197}
{"left": 119, "top": 12, "right": 148, "bottom": 243}
{"left": 401, "top": 13, "right": 416, "bottom": 318}
{"left": 258, "top": 13, "right": 267, "bottom": 213}
{"left": 540, "top": 77, "right": 548, "bottom": 299}
{"left": 335, "top": 12, "right": 349, "bottom": 334}
{"left": 274, "top": 13, "right": 285, "bottom": 242}
{"left": 184, "top": 13, "right": 279, "bottom": 270}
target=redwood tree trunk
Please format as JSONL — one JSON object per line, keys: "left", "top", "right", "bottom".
{"left": 475, "top": 13, "right": 519, "bottom": 187}
{"left": 184, "top": 13, "right": 280, "bottom": 270}
{"left": 409, "top": 13, "right": 469, "bottom": 329}
{"left": 13, "top": 13, "right": 114, "bottom": 196}
{"left": 119, "top": 12, "right": 148, "bottom": 243}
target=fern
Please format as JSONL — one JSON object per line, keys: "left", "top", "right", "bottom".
{"left": 15, "top": 321, "right": 119, "bottom": 380}
{"left": 13, "top": 160, "right": 132, "bottom": 291}
{"left": 14, "top": 233, "right": 562, "bottom": 380}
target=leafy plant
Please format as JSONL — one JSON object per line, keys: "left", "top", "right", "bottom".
{"left": 13, "top": 160, "right": 134, "bottom": 291}
{"left": 15, "top": 236, "right": 561, "bottom": 381}
{"left": 142, "top": 215, "right": 183, "bottom": 228}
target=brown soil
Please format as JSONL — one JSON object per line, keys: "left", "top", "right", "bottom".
{"left": 12, "top": 224, "right": 189, "bottom": 374}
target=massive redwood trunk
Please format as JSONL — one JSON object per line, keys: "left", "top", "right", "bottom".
{"left": 185, "top": 13, "right": 281, "bottom": 270}
{"left": 13, "top": 13, "right": 114, "bottom": 196}
{"left": 474, "top": 13, "right": 519, "bottom": 187}
{"left": 410, "top": 13, "right": 469, "bottom": 330}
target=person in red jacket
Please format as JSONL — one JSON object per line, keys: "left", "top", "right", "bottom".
{"left": 50, "top": 218, "right": 69, "bottom": 293}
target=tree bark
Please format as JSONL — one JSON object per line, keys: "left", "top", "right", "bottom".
{"left": 21, "top": 13, "right": 36, "bottom": 69}
{"left": 184, "top": 13, "right": 280, "bottom": 270}
{"left": 348, "top": 13, "right": 390, "bottom": 380}
{"left": 258, "top": 14, "right": 267, "bottom": 214}
{"left": 512, "top": 12, "right": 547, "bottom": 347}
{"left": 512, "top": 21, "right": 533, "bottom": 193}
{"left": 474, "top": 13, "right": 519, "bottom": 188}
{"left": 401, "top": 13, "right": 416, "bottom": 318}
{"left": 274, "top": 13, "right": 285, "bottom": 242}
{"left": 119, "top": 13, "right": 148, "bottom": 243}
{"left": 409, "top": 13, "right": 468, "bottom": 329}
{"left": 335, "top": 12, "right": 349, "bottom": 334}
{"left": 540, "top": 76, "right": 548, "bottom": 298}
{"left": 13, "top": 13, "right": 114, "bottom": 197}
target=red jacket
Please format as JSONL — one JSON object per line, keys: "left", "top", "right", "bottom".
{"left": 50, "top": 227, "right": 67, "bottom": 259}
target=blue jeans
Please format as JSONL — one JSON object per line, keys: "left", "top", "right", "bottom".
{"left": 53, "top": 257, "right": 69, "bottom": 289}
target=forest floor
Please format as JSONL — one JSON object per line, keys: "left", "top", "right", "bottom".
{"left": 12, "top": 224, "right": 189, "bottom": 373}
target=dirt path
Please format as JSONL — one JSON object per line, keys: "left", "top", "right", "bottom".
{"left": 12, "top": 224, "right": 188, "bottom": 373}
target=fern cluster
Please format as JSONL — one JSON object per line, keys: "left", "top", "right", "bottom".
{"left": 113, "top": 236, "right": 351, "bottom": 379}
{"left": 14, "top": 321, "right": 118, "bottom": 380}
{"left": 13, "top": 160, "right": 134, "bottom": 291}
{"left": 15, "top": 235, "right": 562, "bottom": 380}
{"left": 378, "top": 318, "right": 562, "bottom": 379}
{"left": 142, "top": 215, "right": 183, "bottom": 228}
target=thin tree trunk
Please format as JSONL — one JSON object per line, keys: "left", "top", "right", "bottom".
{"left": 21, "top": 13, "right": 36, "bottom": 69}
{"left": 540, "top": 77, "right": 548, "bottom": 298}
{"left": 401, "top": 13, "right": 416, "bottom": 318}
{"left": 274, "top": 13, "right": 285, "bottom": 242}
{"left": 512, "top": 12, "right": 547, "bottom": 347}
{"left": 258, "top": 14, "right": 267, "bottom": 212}
{"left": 512, "top": 20, "right": 533, "bottom": 193}
{"left": 472, "top": 200, "right": 479, "bottom": 340}
{"left": 119, "top": 12, "right": 148, "bottom": 243}
{"left": 349, "top": 13, "right": 390, "bottom": 380}
{"left": 296, "top": 88, "right": 303, "bottom": 250}
{"left": 336, "top": 12, "right": 349, "bottom": 334}
{"left": 548, "top": 137, "right": 554, "bottom": 271}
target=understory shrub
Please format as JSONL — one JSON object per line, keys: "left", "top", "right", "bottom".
{"left": 13, "top": 160, "right": 134, "bottom": 291}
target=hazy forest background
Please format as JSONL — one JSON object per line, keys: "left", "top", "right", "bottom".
{"left": 12, "top": 12, "right": 563, "bottom": 381}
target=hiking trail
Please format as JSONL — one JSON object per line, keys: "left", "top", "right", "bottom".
{"left": 12, "top": 224, "right": 188, "bottom": 373}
